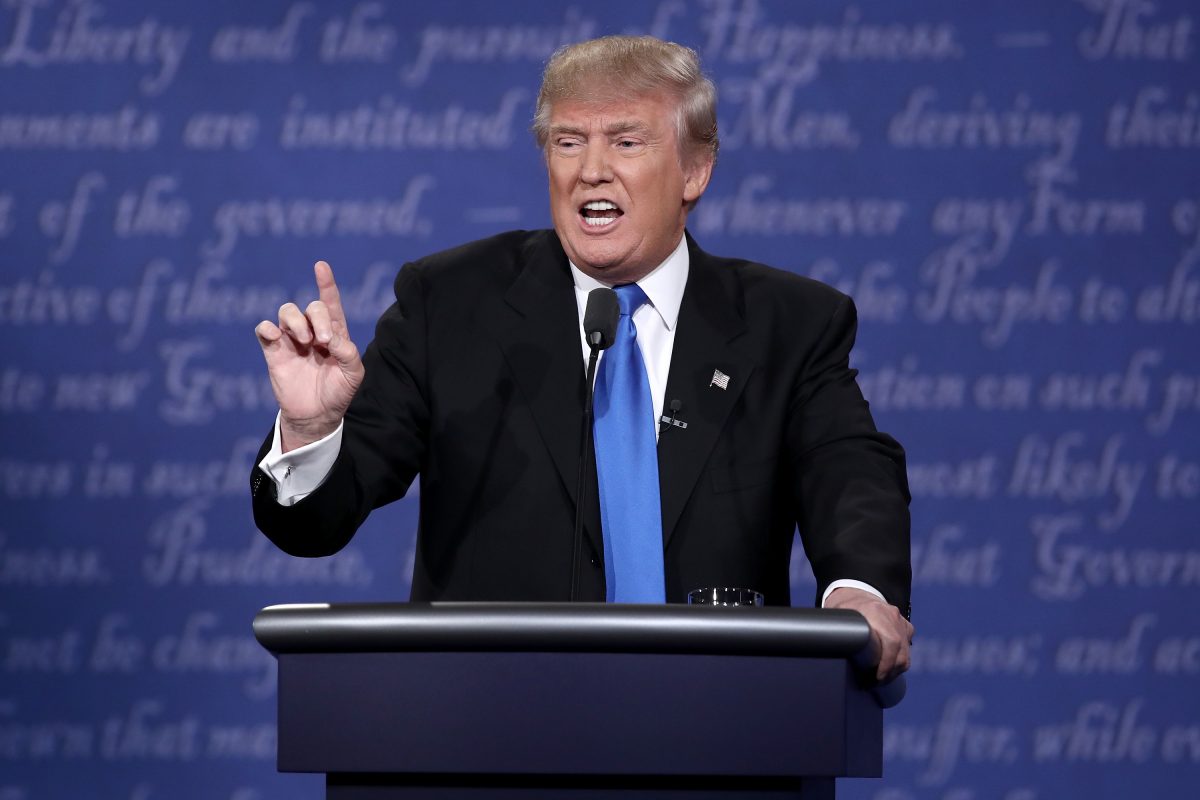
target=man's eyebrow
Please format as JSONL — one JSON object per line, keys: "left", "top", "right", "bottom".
{"left": 547, "top": 120, "right": 654, "bottom": 138}
{"left": 604, "top": 120, "right": 652, "bottom": 136}
{"left": 548, "top": 123, "right": 587, "bottom": 137}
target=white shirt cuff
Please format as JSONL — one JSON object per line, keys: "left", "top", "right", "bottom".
{"left": 256, "top": 413, "right": 343, "bottom": 507}
{"left": 821, "top": 579, "right": 886, "bottom": 607}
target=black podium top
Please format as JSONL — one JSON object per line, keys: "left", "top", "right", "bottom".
{"left": 253, "top": 602, "right": 866, "bottom": 655}
{"left": 254, "top": 602, "right": 904, "bottom": 707}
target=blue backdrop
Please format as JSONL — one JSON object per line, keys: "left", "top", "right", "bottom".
{"left": 2, "top": 1, "right": 1198, "bottom": 797}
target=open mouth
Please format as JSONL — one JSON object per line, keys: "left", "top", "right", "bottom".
{"left": 579, "top": 200, "right": 623, "bottom": 228}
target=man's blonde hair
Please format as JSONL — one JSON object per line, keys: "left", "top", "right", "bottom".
{"left": 533, "top": 35, "right": 719, "bottom": 164}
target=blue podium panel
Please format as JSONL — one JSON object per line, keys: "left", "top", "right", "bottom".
{"left": 276, "top": 651, "right": 879, "bottom": 779}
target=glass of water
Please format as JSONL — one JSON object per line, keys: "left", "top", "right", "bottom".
{"left": 687, "top": 587, "right": 764, "bottom": 606}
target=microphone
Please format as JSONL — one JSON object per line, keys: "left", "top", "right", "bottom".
{"left": 572, "top": 288, "right": 620, "bottom": 601}
{"left": 660, "top": 398, "right": 687, "bottom": 431}
{"left": 582, "top": 288, "right": 619, "bottom": 349}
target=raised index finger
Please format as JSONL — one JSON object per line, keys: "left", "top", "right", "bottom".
{"left": 314, "top": 260, "right": 347, "bottom": 328}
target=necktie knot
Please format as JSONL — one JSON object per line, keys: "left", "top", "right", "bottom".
{"left": 614, "top": 283, "right": 649, "bottom": 317}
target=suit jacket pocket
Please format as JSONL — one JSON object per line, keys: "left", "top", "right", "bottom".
{"left": 709, "top": 457, "right": 779, "bottom": 494}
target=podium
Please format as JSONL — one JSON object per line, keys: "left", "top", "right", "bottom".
{"left": 253, "top": 603, "right": 904, "bottom": 799}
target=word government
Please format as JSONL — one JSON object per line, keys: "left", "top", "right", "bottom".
{"left": 0, "top": 106, "right": 158, "bottom": 150}
{"left": 159, "top": 339, "right": 278, "bottom": 425}
{"left": 1032, "top": 514, "right": 1200, "bottom": 600}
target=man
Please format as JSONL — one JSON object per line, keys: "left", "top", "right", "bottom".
{"left": 251, "top": 36, "right": 913, "bottom": 679}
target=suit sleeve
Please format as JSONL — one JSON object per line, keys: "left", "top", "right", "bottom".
{"left": 250, "top": 263, "right": 431, "bottom": 557}
{"left": 787, "top": 294, "right": 912, "bottom": 619}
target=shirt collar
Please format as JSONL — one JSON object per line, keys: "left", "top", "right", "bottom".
{"left": 567, "top": 234, "right": 689, "bottom": 331}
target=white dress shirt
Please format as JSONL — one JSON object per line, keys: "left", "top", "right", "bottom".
{"left": 570, "top": 232, "right": 689, "bottom": 440}
{"left": 257, "top": 234, "right": 882, "bottom": 605}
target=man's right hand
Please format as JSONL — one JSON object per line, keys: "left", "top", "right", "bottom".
{"left": 255, "top": 261, "right": 365, "bottom": 452}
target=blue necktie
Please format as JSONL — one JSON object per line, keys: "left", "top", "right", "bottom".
{"left": 593, "top": 284, "right": 666, "bottom": 603}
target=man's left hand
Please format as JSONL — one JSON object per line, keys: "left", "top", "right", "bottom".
{"left": 824, "top": 587, "right": 914, "bottom": 681}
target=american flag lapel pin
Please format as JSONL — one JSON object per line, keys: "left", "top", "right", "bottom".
{"left": 710, "top": 369, "right": 731, "bottom": 390}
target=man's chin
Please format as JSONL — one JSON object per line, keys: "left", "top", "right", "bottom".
{"left": 563, "top": 241, "right": 631, "bottom": 279}
{"left": 573, "top": 256, "right": 644, "bottom": 285}
{"left": 556, "top": 228, "right": 658, "bottom": 283}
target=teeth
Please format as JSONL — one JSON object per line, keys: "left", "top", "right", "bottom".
{"left": 583, "top": 201, "right": 618, "bottom": 211}
{"left": 585, "top": 216, "right": 616, "bottom": 226}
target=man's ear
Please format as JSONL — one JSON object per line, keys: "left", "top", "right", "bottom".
{"left": 683, "top": 155, "right": 714, "bottom": 204}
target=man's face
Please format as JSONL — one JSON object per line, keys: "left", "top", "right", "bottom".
{"left": 546, "top": 94, "right": 712, "bottom": 285}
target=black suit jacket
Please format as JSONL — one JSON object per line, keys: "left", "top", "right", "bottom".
{"left": 252, "top": 230, "right": 911, "bottom": 614}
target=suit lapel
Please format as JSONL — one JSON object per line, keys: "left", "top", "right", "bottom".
{"left": 658, "top": 234, "right": 756, "bottom": 547}
{"left": 486, "top": 231, "right": 753, "bottom": 558}
{"left": 488, "top": 232, "right": 603, "bottom": 557}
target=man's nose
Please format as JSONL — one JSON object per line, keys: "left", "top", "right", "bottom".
{"left": 580, "top": 144, "right": 613, "bottom": 185}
